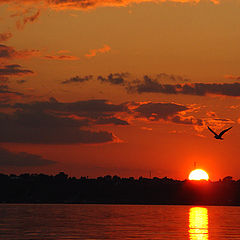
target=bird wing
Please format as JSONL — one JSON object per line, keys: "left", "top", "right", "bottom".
{"left": 207, "top": 126, "right": 218, "bottom": 136}
{"left": 219, "top": 126, "right": 233, "bottom": 137}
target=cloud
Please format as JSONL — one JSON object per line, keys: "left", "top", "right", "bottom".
{"left": 43, "top": 54, "right": 79, "bottom": 60}
{"left": 0, "top": 98, "right": 131, "bottom": 144}
{"left": 0, "top": 44, "right": 40, "bottom": 60}
{"left": 17, "top": 9, "right": 40, "bottom": 29}
{"left": 15, "top": 98, "right": 128, "bottom": 120}
{"left": 0, "top": 45, "right": 79, "bottom": 61}
{"left": 85, "top": 44, "right": 111, "bottom": 58}
{"left": 171, "top": 115, "right": 203, "bottom": 125}
{"left": 98, "top": 73, "right": 129, "bottom": 85}
{"left": 132, "top": 101, "right": 203, "bottom": 125}
{"left": 16, "top": 79, "right": 27, "bottom": 84}
{"left": 0, "top": 64, "right": 34, "bottom": 77}
{"left": 0, "top": 0, "right": 221, "bottom": 16}
{"left": 61, "top": 75, "right": 93, "bottom": 84}
{"left": 95, "top": 117, "right": 129, "bottom": 125}
{"left": 0, "top": 84, "right": 22, "bottom": 95}
{"left": 38, "top": 0, "right": 220, "bottom": 10}
{"left": 0, "top": 147, "right": 56, "bottom": 166}
{"left": 206, "top": 111, "right": 216, "bottom": 117}
{"left": 0, "top": 32, "right": 12, "bottom": 42}
{"left": 224, "top": 75, "right": 240, "bottom": 80}
{"left": 10, "top": 8, "right": 41, "bottom": 29}
{"left": 156, "top": 73, "right": 190, "bottom": 82}
{"left": 127, "top": 76, "right": 240, "bottom": 97}
{"left": 133, "top": 102, "right": 188, "bottom": 121}
{"left": 0, "top": 109, "right": 115, "bottom": 144}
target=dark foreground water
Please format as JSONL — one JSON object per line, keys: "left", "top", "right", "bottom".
{"left": 0, "top": 204, "right": 240, "bottom": 239}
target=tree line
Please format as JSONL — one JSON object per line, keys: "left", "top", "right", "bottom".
{"left": 0, "top": 172, "right": 239, "bottom": 205}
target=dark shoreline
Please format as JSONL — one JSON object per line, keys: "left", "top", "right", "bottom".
{"left": 1, "top": 202, "right": 240, "bottom": 207}
{"left": 1, "top": 172, "right": 239, "bottom": 206}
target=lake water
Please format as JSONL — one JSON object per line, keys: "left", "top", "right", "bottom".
{"left": 0, "top": 204, "right": 240, "bottom": 239}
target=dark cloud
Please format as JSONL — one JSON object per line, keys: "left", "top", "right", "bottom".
{"left": 127, "top": 76, "right": 178, "bottom": 94}
{"left": 0, "top": 64, "right": 33, "bottom": 77}
{"left": 0, "top": 98, "right": 131, "bottom": 144}
{"left": 127, "top": 76, "right": 240, "bottom": 97}
{"left": 98, "top": 73, "right": 129, "bottom": 85}
{"left": 16, "top": 79, "right": 27, "bottom": 84}
{"left": 0, "top": 45, "right": 40, "bottom": 60}
{"left": 0, "top": 44, "right": 14, "bottom": 58}
{"left": 61, "top": 75, "right": 93, "bottom": 84}
{"left": 0, "top": 32, "right": 12, "bottom": 42}
{"left": 156, "top": 73, "right": 190, "bottom": 82}
{"left": 0, "top": 110, "right": 114, "bottom": 144}
{"left": 134, "top": 102, "right": 188, "bottom": 121}
{"left": 15, "top": 98, "right": 128, "bottom": 120}
{"left": 132, "top": 101, "right": 203, "bottom": 126}
{"left": 95, "top": 117, "right": 129, "bottom": 125}
{"left": 0, "top": 84, "right": 22, "bottom": 96}
{"left": 0, "top": 147, "right": 55, "bottom": 166}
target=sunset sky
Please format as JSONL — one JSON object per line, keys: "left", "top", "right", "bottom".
{"left": 1, "top": 0, "right": 240, "bottom": 180}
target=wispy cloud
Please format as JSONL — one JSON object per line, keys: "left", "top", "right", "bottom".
{"left": 61, "top": 75, "right": 93, "bottom": 84}
{"left": 43, "top": 54, "right": 79, "bottom": 60}
{"left": 10, "top": 8, "right": 41, "bottom": 29}
{"left": 127, "top": 75, "right": 240, "bottom": 97}
{"left": 0, "top": 64, "right": 33, "bottom": 77}
{"left": 0, "top": 147, "right": 56, "bottom": 166}
{"left": 98, "top": 73, "right": 130, "bottom": 85}
{"left": 85, "top": 44, "right": 111, "bottom": 58}
{"left": 0, "top": 32, "right": 12, "bottom": 42}
{"left": 0, "top": 44, "right": 40, "bottom": 60}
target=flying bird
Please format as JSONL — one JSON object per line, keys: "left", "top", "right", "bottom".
{"left": 207, "top": 126, "right": 232, "bottom": 140}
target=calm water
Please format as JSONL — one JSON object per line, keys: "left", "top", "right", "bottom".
{"left": 0, "top": 204, "right": 240, "bottom": 239}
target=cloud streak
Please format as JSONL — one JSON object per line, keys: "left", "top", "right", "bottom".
{"left": 43, "top": 54, "right": 79, "bottom": 60}
{"left": 85, "top": 44, "right": 111, "bottom": 58}
{"left": 0, "top": 109, "right": 115, "bottom": 144}
{"left": 0, "top": 64, "right": 33, "bottom": 77}
{"left": 131, "top": 101, "right": 203, "bottom": 126}
{"left": 0, "top": 147, "right": 56, "bottom": 166}
{"left": 98, "top": 73, "right": 129, "bottom": 85}
{"left": 0, "top": 44, "right": 40, "bottom": 60}
{"left": 61, "top": 75, "right": 93, "bottom": 84}
{"left": 0, "top": 32, "right": 12, "bottom": 42}
{"left": 127, "top": 76, "right": 240, "bottom": 97}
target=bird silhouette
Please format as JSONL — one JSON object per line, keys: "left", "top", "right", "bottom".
{"left": 207, "top": 126, "right": 232, "bottom": 140}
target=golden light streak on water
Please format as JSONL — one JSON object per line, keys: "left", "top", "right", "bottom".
{"left": 189, "top": 207, "right": 208, "bottom": 240}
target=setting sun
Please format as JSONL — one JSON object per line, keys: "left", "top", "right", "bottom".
{"left": 189, "top": 169, "right": 209, "bottom": 181}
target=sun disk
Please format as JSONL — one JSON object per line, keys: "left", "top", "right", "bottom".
{"left": 189, "top": 169, "right": 209, "bottom": 181}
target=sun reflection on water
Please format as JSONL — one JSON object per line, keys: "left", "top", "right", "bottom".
{"left": 189, "top": 207, "right": 208, "bottom": 240}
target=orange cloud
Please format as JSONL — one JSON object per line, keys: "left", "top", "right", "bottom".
{"left": 16, "top": 9, "right": 41, "bottom": 29}
{"left": 10, "top": 7, "right": 41, "bottom": 29}
{"left": 0, "top": 45, "right": 79, "bottom": 61}
{"left": 0, "top": 44, "right": 40, "bottom": 60}
{"left": 224, "top": 74, "right": 240, "bottom": 80}
{"left": 0, "top": 32, "right": 12, "bottom": 42}
{"left": 43, "top": 55, "right": 79, "bottom": 61}
{"left": 85, "top": 44, "right": 111, "bottom": 58}
{"left": 44, "top": 0, "right": 220, "bottom": 10}
{"left": 0, "top": 0, "right": 220, "bottom": 13}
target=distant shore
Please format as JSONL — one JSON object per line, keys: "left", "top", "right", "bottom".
{"left": 1, "top": 172, "right": 239, "bottom": 206}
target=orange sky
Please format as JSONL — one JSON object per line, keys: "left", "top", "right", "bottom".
{"left": 1, "top": 0, "right": 240, "bottom": 180}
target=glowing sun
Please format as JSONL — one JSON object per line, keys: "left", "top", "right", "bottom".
{"left": 188, "top": 169, "right": 209, "bottom": 181}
